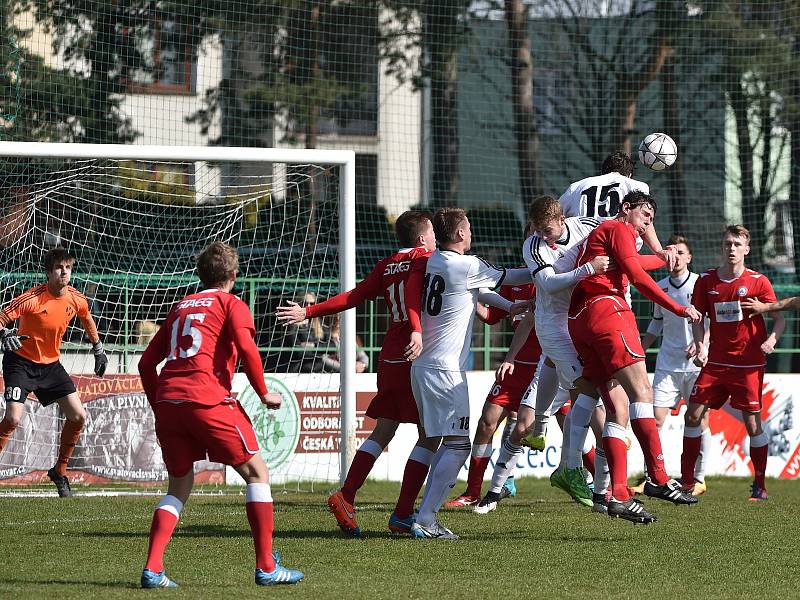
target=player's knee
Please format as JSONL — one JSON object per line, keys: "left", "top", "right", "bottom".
{"left": 2, "top": 413, "right": 22, "bottom": 428}
{"left": 67, "top": 411, "right": 86, "bottom": 427}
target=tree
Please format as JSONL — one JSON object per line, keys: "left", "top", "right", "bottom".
{"left": 380, "top": 0, "right": 471, "bottom": 206}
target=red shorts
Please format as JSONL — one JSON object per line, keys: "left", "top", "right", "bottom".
{"left": 485, "top": 361, "right": 537, "bottom": 412}
{"left": 688, "top": 364, "right": 764, "bottom": 413}
{"left": 568, "top": 296, "right": 645, "bottom": 385}
{"left": 154, "top": 400, "right": 260, "bottom": 477}
{"left": 366, "top": 360, "right": 419, "bottom": 424}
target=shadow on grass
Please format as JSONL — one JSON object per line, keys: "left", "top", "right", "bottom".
{"left": 1, "top": 578, "right": 138, "bottom": 589}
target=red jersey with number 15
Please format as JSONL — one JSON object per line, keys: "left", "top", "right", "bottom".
{"left": 691, "top": 268, "right": 776, "bottom": 368}
{"left": 149, "top": 289, "right": 258, "bottom": 405}
{"left": 306, "top": 246, "right": 432, "bottom": 362}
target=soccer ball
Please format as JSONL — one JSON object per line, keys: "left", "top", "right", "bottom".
{"left": 638, "top": 133, "right": 677, "bottom": 171}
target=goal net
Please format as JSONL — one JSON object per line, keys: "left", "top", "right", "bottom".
{"left": 0, "top": 142, "right": 356, "bottom": 491}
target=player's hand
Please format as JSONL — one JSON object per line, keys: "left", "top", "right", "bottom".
{"left": 590, "top": 255, "right": 611, "bottom": 274}
{"left": 92, "top": 341, "right": 108, "bottom": 377}
{"left": 0, "top": 328, "right": 28, "bottom": 352}
{"left": 495, "top": 361, "right": 514, "bottom": 381}
{"left": 683, "top": 306, "right": 702, "bottom": 324}
{"left": 658, "top": 245, "right": 678, "bottom": 271}
{"left": 693, "top": 343, "right": 708, "bottom": 367}
{"left": 761, "top": 338, "right": 776, "bottom": 355}
{"left": 275, "top": 301, "right": 306, "bottom": 325}
{"left": 685, "top": 343, "right": 697, "bottom": 359}
{"left": 509, "top": 300, "right": 530, "bottom": 318}
{"left": 261, "top": 392, "right": 282, "bottom": 409}
{"left": 741, "top": 297, "right": 767, "bottom": 317}
{"left": 405, "top": 331, "right": 423, "bottom": 361}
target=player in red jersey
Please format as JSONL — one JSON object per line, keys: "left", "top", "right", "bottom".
{"left": 568, "top": 191, "right": 701, "bottom": 523}
{"left": 138, "top": 242, "right": 303, "bottom": 588}
{"left": 681, "top": 225, "right": 785, "bottom": 501}
{"left": 0, "top": 247, "right": 107, "bottom": 498}
{"left": 446, "top": 281, "right": 540, "bottom": 510}
{"left": 276, "top": 211, "right": 439, "bottom": 537}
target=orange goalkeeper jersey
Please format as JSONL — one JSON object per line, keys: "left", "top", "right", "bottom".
{"left": 0, "top": 284, "right": 98, "bottom": 364}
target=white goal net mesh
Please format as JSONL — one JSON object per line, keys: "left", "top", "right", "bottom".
{"left": 0, "top": 156, "right": 345, "bottom": 490}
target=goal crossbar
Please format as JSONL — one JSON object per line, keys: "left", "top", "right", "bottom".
{"left": 0, "top": 141, "right": 358, "bottom": 486}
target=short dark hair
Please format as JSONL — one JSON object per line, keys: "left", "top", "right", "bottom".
{"left": 395, "top": 210, "right": 432, "bottom": 247}
{"left": 432, "top": 207, "right": 468, "bottom": 245}
{"left": 601, "top": 151, "right": 635, "bottom": 177}
{"left": 724, "top": 224, "right": 751, "bottom": 244}
{"left": 196, "top": 241, "right": 239, "bottom": 287}
{"left": 44, "top": 247, "right": 75, "bottom": 272}
{"left": 622, "top": 190, "right": 657, "bottom": 214}
{"left": 667, "top": 234, "right": 692, "bottom": 254}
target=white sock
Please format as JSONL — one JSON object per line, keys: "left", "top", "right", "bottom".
{"left": 532, "top": 361, "right": 560, "bottom": 437}
{"left": 416, "top": 440, "right": 471, "bottom": 526}
{"left": 695, "top": 428, "right": 711, "bottom": 482}
{"left": 593, "top": 447, "right": 610, "bottom": 495}
{"left": 155, "top": 494, "right": 184, "bottom": 518}
{"left": 566, "top": 394, "right": 594, "bottom": 469}
{"left": 471, "top": 443, "right": 492, "bottom": 459}
{"left": 489, "top": 438, "right": 523, "bottom": 493}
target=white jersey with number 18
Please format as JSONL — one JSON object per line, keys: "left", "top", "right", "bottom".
{"left": 414, "top": 250, "right": 506, "bottom": 372}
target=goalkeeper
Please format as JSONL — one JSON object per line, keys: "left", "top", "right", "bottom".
{"left": 0, "top": 247, "right": 108, "bottom": 497}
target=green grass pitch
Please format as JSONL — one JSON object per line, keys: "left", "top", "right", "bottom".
{"left": 1, "top": 477, "right": 799, "bottom": 599}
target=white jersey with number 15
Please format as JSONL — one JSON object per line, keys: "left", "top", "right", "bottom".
{"left": 559, "top": 172, "right": 649, "bottom": 220}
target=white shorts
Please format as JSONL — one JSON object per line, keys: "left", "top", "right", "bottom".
{"left": 410, "top": 365, "right": 471, "bottom": 438}
{"left": 652, "top": 369, "right": 701, "bottom": 409}
{"left": 536, "top": 324, "right": 583, "bottom": 389}
{"left": 519, "top": 355, "right": 572, "bottom": 414}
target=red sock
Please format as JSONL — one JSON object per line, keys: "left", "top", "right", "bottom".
{"left": 582, "top": 447, "right": 596, "bottom": 477}
{"left": 394, "top": 454, "right": 431, "bottom": 518}
{"left": 604, "top": 436, "right": 630, "bottom": 501}
{"left": 246, "top": 501, "right": 275, "bottom": 572}
{"left": 681, "top": 435, "right": 702, "bottom": 486}
{"left": 0, "top": 419, "right": 17, "bottom": 453}
{"left": 465, "top": 456, "right": 491, "bottom": 497}
{"left": 145, "top": 503, "right": 181, "bottom": 573}
{"left": 55, "top": 420, "right": 83, "bottom": 477}
{"left": 630, "top": 417, "right": 668, "bottom": 485}
{"left": 341, "top": 442, "right": 381, "bottom": 505}
{"left": 750, "top": 444, "right": 768, "bottom": 488}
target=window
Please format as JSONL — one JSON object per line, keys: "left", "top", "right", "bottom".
{"left": 126, "top": 16, "right": 195, "bottom": 94}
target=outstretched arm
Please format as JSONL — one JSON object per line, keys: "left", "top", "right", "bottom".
{"left": 742, "top": 295, "right": 800, "bottom": 316}
{"left": 533, "top": 254, "right": 610, "bottom": 295}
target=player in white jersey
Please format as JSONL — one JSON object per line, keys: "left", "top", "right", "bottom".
{"left": 405, "top": 207, "right": 531, "bottom": 539}
{"left": 640, "top": 235, "right": 709, "bottom": 495}
{"left": 478, "top": 197, "right": 612, "bottom": 511}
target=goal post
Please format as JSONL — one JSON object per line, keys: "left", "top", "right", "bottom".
{"left": 0, "top": 141, "right": 357, "bottom": 488}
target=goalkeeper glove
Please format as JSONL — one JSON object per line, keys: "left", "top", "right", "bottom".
{"left": 92, "top": 341, "right": 108, "bottom": 377}
{"left": 0, "top": 327, "right": 28, "bottom": 352}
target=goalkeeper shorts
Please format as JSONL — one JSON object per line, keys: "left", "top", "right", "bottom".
{"left": 2, "top": 352, "right": 76, "bottom": 406}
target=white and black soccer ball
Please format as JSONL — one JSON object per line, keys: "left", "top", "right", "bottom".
{"left": 638, "top": 133, "right": 677, "bottom": 171}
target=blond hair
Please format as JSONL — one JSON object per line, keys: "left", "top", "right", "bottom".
{"left": 527, "top": 196, "right": 563, "bottom": 232}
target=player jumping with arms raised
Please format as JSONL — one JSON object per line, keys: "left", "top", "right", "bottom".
{"left": 0, "top": 247, "right": 108, "bottom": 497}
